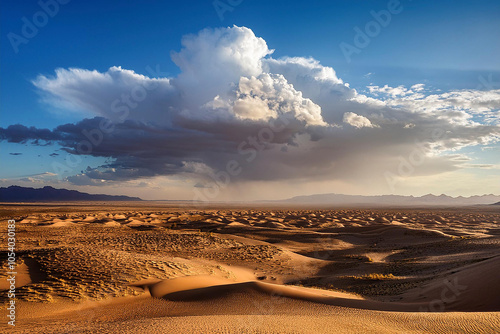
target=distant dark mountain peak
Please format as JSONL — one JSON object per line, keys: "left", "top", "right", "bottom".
{"left": 0, "top": 185, "right": 142, "bottom": 202}
{"left": 279, "top": 192, "right": 500, "bottom": 206}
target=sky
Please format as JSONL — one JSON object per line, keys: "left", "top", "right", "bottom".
{"left": 1, "top": 0, "right": 499, "bottom": 201}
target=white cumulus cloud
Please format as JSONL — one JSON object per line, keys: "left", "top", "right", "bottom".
{"left": 343, "top": 112, "right": 377, "bottom": 128}
{"left": 0, "top": 25, "right": 495, "bottom": 193}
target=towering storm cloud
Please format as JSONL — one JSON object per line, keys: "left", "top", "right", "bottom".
{"left": 1, "top": 26, "right": 499, "bottom": 190}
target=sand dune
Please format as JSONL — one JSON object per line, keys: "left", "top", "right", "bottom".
{"left": 401, "top": 255, "right": 500, "bottom": 311}
{"left": 1, "top": 204, "right": 499, "bottom": 333}
{"left": 146, "top": 275, "right": 364, "bottom": 304}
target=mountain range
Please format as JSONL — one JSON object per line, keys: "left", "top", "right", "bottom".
{"left": 277, "top": 193, "right": 500, "bottom": 206}
{"left": 1, "top": 185, "right": 499, "bottom": 206}
{"left": 0, "top": 186, "right": 142, "bottom": 202}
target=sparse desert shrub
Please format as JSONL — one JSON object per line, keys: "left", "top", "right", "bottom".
{"left": 341, "top": 273, "right": 396, "bottom": 280}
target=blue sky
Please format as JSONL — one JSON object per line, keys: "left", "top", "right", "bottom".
{"left": 1, "top": 0, "right": 499, "bottom": 199}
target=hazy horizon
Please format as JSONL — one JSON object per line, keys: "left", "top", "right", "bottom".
{"left": 1, "top": 184, "right": 500, "bottom": 204}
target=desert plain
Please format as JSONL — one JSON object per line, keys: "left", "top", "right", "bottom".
{"left": 1, "top": 202, "right": 499, "bottom": 333}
